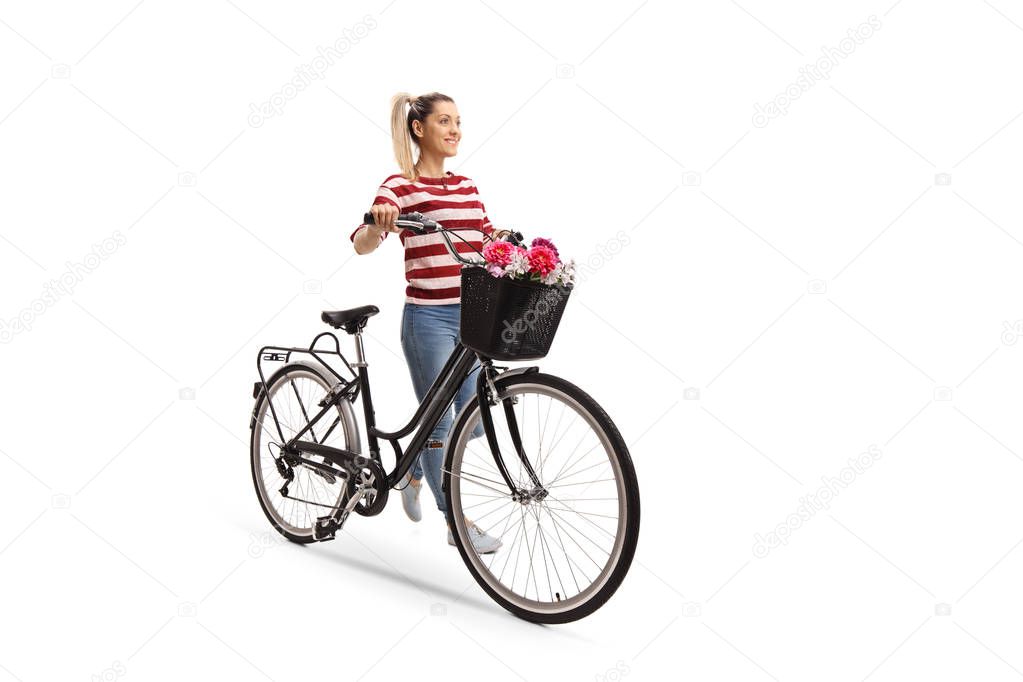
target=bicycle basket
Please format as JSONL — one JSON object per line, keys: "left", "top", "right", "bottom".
{"left": 459, "top": 265, "right": 573, "bottom": 361}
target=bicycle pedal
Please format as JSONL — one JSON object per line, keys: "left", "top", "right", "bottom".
{"left": 313, "top": 515, "right": 340, "bottom": 541}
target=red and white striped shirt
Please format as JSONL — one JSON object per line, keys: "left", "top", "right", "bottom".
{"left": 349, "top": 172, "right": 496, "bottom": 305}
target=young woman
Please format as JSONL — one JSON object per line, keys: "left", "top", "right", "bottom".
{"left": 349, "top": 92, "right": 508, "bottom": 554}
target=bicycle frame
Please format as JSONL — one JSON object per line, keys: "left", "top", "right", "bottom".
{"left": 363, "top": 337, "right": 479, "bottom": 487}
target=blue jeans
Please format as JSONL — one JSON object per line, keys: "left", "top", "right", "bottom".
{"left": 400, "top": 302, "right": 484, "bottom": 520}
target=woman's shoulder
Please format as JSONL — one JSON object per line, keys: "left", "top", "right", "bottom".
{"left": 380, "top": 173, "right": 410, "bottom": 188}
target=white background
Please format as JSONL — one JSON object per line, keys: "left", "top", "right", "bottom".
{"left": 2, "top": 0, "right": 1022, "bottom": 680}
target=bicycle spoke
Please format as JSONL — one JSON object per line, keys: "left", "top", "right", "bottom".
{"left": 543, "top": 497, "right": 618, "bottom": 546}
{"left": 459, "top": 462, "right": 510, "bottom": 488}
{"left": 480, "top": 501, "right": 524, "bottom": 537}
{"left": 441, "top": 467, "right": 510, "bottom": 496}
{"left": 547, "top": 456, "right": 609, "bottom": 487}
{"left": 486, "top": 496, "right": 520, "bottom": 571}
{"left": 524, "top": 508, "right": 541, "bottom": 601}
{"left": 537, "top": 398, "right": 568, "bottom": 480}
{"left": 546, "top": 477, "right": 616, "bottom": 489}
{"left": 528, "top": 504, "right": 555, "bottom": 602}
{"left": 542, "top": 499, "right": 620, "bottom": 521}
{"left": 461, "top": 495, "right": 511, "bottom": 512}
{"left": 507, "top": 507, "right": 528, "bottom": 592}
{"left": 542, "top": 502, "right": 582, "bottom": 595}
{"left": 547, "top": 431, "right": 601, "bottom": 488}
{"left": 289, "top": 380, "right": 318, "bottom": 443}
{"left": 472, "top": 498, "right": 516, "bottom": 525}
{"left": 540, "top": 503, "right": 606, "bottom": 571}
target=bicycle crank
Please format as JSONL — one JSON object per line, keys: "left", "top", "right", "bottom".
{"left": 312, "top": 486, "right": 363, "bottom": 541}
{"left": 311, "top": 463, "right": 387, "bottom": 541}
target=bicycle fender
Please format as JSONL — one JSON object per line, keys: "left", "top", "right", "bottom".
{"left": 445, "top": 365, "right": 539, "bottom": 435}
{"left": 495, "top": 365, "right": 540, "bottom": 381}
{"left": 249, "top": 361, "right": 362, "bottom": 456}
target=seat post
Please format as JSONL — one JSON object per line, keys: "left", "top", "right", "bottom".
{"left": 351, "top": 327, "right": 381, "bottom": 459}
{"left": 352, "top": 330, "right": 367, "bottom": 367}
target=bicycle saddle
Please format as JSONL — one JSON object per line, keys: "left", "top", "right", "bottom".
{"left": 321, "top": 305, "right": 379, "bottom": 334}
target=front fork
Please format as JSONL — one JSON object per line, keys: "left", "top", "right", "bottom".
{"left": 476, "top": 362, "right": 547, "bottom": 501}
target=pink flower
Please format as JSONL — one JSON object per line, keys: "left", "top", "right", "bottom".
{"left": 530, "top": 237, "right": 560, "bottom": 260}
{"left": 485, "top": 263, "right": 507, "bottom": 278}
{"left": 526, "top": 245, "right": 559, "bottom": 277}
{"left": 483, "top": 240, "right": 516, "bottom": 267}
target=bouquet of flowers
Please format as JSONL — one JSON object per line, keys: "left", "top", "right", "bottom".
{"left": 481, "top": 237, "right": 577, "bottom": 287}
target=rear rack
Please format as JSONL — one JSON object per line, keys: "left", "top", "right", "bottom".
{"left": 254, "top": 331, "right": 360, "bottom": 445}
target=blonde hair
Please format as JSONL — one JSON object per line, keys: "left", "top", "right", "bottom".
{"left": 390, "top": 91, "right": 454, "bottom": 181}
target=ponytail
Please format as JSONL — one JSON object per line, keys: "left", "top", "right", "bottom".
{"left": 390, "top": 92, "right": 417, "bottom": 181}
{"left": 389, "top": 91, "right": 455, "bottom": 182}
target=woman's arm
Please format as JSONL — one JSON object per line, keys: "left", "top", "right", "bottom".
{"left": 352, "top": 223, "right": 387, "bottom": 254}
{"left": 350, "top": 185, "right": 402, "bottom": 255}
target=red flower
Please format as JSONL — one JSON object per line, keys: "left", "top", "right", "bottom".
{"left": 530, "top": 237, "right": 560, "bottom": 260}
{"left": 482, "top": 240, "right": 516, "bottom": 267}
{"left": 526, "top": 245, "right": 559, "bottom": 277}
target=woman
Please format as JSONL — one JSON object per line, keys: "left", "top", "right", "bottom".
{"left": 349, "top": 92, "right": 506, "bottom": 554}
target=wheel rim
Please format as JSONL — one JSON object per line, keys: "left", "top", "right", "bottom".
{"left": 252, "top": 368, "right": 351, "bottom": 537}
{"left": 448, "top": 382, "right": 628, "bottom": 615}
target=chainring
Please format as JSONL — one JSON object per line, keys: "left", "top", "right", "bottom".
{"left": 349, "top": 458, "right": 389, "bottom": 517}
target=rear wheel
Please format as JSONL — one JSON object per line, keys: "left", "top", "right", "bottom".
{"left": 444, "top": 372, "right": 640, "bottom": 624}
{"left": 250, "top": 364, "right": 355, "bottom": 543}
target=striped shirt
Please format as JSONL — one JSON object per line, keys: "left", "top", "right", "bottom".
{"left": 349, "top": 172, "right": 496, "bottom": 305}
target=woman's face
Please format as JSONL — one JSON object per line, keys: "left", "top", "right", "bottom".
{"left": 414, "top": 101, "right": 461, "bottom": 159}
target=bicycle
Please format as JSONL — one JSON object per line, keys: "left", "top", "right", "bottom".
{"left": 249, "top": 212, "right": 640, "bottom": 624}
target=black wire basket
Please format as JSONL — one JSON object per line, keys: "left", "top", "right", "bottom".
{"left": 459, "top": 265, "right": 573, "bottom": 361}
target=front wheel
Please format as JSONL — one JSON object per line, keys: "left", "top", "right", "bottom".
{"left": 443, "top": 372, "right": 640, "bottom": 624}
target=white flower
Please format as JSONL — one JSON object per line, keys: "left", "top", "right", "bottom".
{"left": 505, "top": 251, "right": 530, "bottom": 277}
{"left": 559, "top": 258, "right": 577, "bottom": 286}
{"left": 542, "top": 262, "right": 564, "bottom": 286}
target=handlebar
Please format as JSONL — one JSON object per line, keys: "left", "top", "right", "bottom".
{"left": 361, "top": 211, "right": 525, "bottom": 265}
{"left": 363, "top": 211, "right": 437, "bottom": 235}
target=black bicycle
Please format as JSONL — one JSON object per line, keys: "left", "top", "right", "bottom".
{"left": 249, "top": 212, "right": 640, "bottom": 623}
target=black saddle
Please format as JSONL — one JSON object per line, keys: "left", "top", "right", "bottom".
{"left": 321, "top": 305, "right": 379, "bottom": 334}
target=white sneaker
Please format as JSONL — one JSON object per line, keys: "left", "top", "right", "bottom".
{"left": 448, "top": 520, "right": 502, "bottom": 554}
{"left": 400, "top": 472, "right": 422, "bottom": 522}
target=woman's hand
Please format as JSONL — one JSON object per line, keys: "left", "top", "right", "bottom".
{"left": 369, "top": 203, "right": 402, "bottom": 235}
{"left": 354, "top": 203, "right": 402, "bottom": 255}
